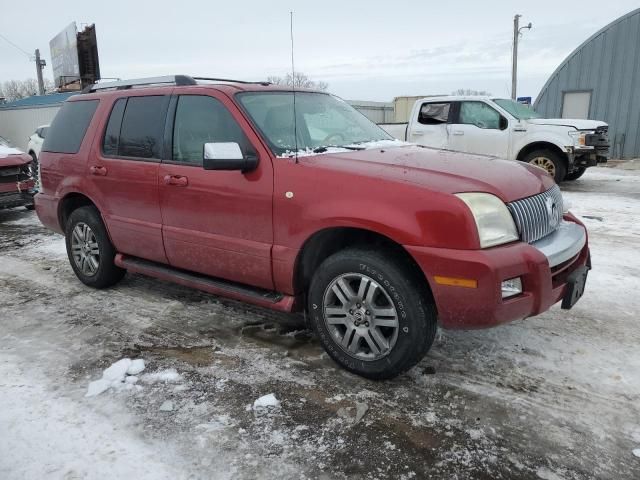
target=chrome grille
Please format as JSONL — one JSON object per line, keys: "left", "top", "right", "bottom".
{"left": 508, "top": 185, "right": 564, "bottom": 243}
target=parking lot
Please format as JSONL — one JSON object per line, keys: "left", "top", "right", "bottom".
{"left": 1, "top": 165, "right": 639, "bottom": 480}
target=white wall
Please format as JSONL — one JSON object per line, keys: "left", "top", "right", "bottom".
{"left": 0, "top": 105, "right": 62, "bottom": 152}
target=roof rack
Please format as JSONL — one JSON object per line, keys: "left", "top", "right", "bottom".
{"left": 82, "top": 75, "right": 271, "bottom": 93}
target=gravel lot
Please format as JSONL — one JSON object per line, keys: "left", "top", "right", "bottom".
{"left": 1, "top": 166, "right": 639, "bottom": 480}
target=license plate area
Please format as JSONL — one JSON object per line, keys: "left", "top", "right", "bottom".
{"left": 561, "top": 266, "right": 589, "bottom": 309}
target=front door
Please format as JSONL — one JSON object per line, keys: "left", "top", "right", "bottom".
{"left": 88, "top": 94, "right": 170, "bottom": 263}
{"left": 408, "top": 101, "right": 452, "bottom": 148}
{"left": 448, "top": 101, "right": 510, "bottom": 158}
{"left": 159, "top": 92, "right": 275, "bottom": 290}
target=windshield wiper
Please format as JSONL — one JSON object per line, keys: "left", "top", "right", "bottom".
{"left": 312, "top": 144, "right": 365, "bottom": 153}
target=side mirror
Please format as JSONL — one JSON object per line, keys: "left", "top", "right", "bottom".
{"left": 499, "top": 116, "right": 508, "bottom": 130}
{"left": 203, "top": 142, "right": 258, "bottom": 172}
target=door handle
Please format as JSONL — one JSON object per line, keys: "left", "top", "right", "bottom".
{"left": 89, "top": 165, "right": 107, "bottom": 176}
{"left": 164, "top": 175, "right": 188, "bottom": 187}
{"left": 452, "top": 130, "right": 464, "bottom": 136}
{"left": 412, "top": 131, "right": 425, "bottom": 136}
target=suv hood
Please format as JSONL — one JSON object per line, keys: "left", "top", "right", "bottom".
{"left": 303, "top": 145, "right": 555, "bottom": 203}
{"left": 526, "top": 118, "right": 607, "bottom": 130}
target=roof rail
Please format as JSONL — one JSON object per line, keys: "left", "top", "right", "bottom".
{"left": 192, "top": 77, "right": 271, "bottom": 86}
{"left": 82, "top": 75, "right": 196, "bottom": 93}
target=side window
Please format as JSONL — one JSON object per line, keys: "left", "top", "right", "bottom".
{"left": 418, "top": 103, "right": 450, "bottom": 125}
{"left": 40, "top": 127, "right": 48, "bottom": 139}
{"left": 119, "top": 96, "right": 167, "bottom": 159}
{"left": 459, "top": 102, "right": 501, "bottom": 129}
{"left": 102, "top": 98, "right": 126, "bottom": 156}
{"left": 172, "top": 95, "right": 251, "bottom": 165}
{"left": 35, "top": 128, "right": 42, "bottom": 137}
{"left": 42, "top": 100, "right": 99, "bottom": 154}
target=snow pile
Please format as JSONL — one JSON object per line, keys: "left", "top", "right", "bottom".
{"left": 633, "top": 449, "right": 640, "bottom": 458}
{"left": 252, "top": 393, "right": 281, "bottom": 412}
{"left": 85, "top": 358, "right": 146, "bottom": 397}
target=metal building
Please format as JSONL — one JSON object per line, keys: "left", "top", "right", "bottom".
{"left": 534, "top": 8, "right": 640, "bottom": 159}
{"left": 347, "top": 100, "right": 394, "bottom": 124}
{"left": 0, "top": 93, "right": 75, "bottom": 151}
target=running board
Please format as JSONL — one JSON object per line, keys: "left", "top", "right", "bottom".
{"left": 114, "top": 254, "right": 295, "bottom": 312}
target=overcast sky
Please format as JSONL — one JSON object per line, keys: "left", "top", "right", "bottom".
{"left": 1, "top": 0, "right": 638, "bottom": 101}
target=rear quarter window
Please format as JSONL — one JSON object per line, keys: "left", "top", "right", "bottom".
{"left": 42, "top": 100, "right": 99, "bottom": 154}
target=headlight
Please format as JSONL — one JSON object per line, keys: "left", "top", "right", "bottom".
{"left": 456, "top": 193, "right": 519, "bottom": 248}
{"left": 568, "top": 130, "right": 593, "bottom": 147}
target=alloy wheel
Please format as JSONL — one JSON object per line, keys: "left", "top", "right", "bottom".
{"left": 322, "top": 273, "right": 399, "bottom": 361}
{"left": 71, "top": 222, "right": 100, "bottom": 276}
{"left": 529, "top": 156, "right": 556, "bottom": 177}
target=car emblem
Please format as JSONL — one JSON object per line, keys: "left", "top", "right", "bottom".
{"left": 545, "top": 196, "right": 560, "bottom": 229}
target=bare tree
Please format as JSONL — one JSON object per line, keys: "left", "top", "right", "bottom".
{"left": 0, "top": 78, "right": 57, "bottom": 102}
{"left": 452, "top": 88, "right": 492, "bottom": 96}
{"left": 267, "top": 72, "right": 328, "bottom": 91}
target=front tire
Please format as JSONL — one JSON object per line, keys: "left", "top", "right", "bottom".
{"left": 307, "top": 248, "right": 437, "bottom": 380}
{"left": 65, "top": 206, "right": 125, "bottom": 288}
{"left": 524, "top": 149, "right": 567, "bottom": 183}
{"left": 564, "top": 167, "right": 586, "bottom": 181}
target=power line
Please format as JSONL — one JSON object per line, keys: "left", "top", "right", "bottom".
{"left": 0, "top": 33, "right": 32, "bottom": 59}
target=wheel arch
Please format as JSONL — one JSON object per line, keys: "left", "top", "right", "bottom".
{"left": 293, "top": 226, "right": 434, "bottom": 304}
{"left": 516, "top": 141, "right": 568, "bottom": 165}
{"left": 57, "top": 192, "right": 100, "bottom": 232}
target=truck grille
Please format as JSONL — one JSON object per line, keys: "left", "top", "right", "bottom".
{"left": 508, "top": 185, "right": 564, "bottom": 243}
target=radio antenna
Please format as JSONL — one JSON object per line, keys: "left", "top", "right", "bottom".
{"left": 290, "top": 11, "right": 299, "bottom": 162}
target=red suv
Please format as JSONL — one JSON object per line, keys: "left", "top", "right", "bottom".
{"left": 36, "top": 75, "right": 590, "bottom": 379}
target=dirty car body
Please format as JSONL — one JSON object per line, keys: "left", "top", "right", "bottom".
{"left": 35, "top": 76, "right": 591, "bottom": 379}
{"left": 0, "top": 140, "right": 36, "bottom": 210}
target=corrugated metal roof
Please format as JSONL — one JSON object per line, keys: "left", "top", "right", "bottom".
{"left": 0, "top": 92, "right": 77, "bottom": 109}
{"left": 534, "top": 8, "right": 640, "bottom": 159}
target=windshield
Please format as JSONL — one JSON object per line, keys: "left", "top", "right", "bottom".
{"left": 493, "top": 98, "right": 542, "bottom": 120}
{"left": 0, "top": 136, "right": 13, "bottom": 147}
{"left": 237, "top": 92, "right": 393, "bottom": 156}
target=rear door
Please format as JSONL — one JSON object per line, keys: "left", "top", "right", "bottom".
{"left": 448, "top": 101, "right": 510, "bottom": 158}
{"left": 158, "top": 91, "right": 274, "bottom": 290}
{"left": 88, "top": 94, "right": 169, "bottom": 263}
{"left": 408, "top": 102, "right": 453, "bottom": 148}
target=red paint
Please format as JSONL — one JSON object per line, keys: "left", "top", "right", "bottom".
{"left": 0, "top": 152, "right": 35, "bottom": 206}
{"left": 36, "top": 83, "right": 588, "bottom": 329}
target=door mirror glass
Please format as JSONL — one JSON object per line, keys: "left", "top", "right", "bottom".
{"left": 499, "top": 116, "right": 508, "bottom": 130}
{"left": 204, "top": 142, "right": 243, "bottom": 160}
{"left": 203, "top": 142, "right": 258, "bottom": 172}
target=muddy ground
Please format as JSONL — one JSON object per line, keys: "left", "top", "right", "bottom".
{"left": 1, "top": 166, "right": 639, "bottom": 479}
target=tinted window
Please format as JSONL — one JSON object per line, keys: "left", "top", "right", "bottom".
{"left": 459, "top": 102, "right": 500, "bottom": 129}
{"left": 119, "top": 96, "right": 167, "bottom": 159}
{"left": 172, "top": 95, "right": 250, "bottom": 165}
{"left": 418, "top": 103, "right": 450, "bottom": 125}
{"left": 43, "top": 100, "right": 98, "bottom": 153}
{"left": 102, "top": 98, "right": 126, "bottom": 156}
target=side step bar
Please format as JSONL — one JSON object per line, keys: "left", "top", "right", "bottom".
{"left": 114, "top": 254, "right": 296, "bottom": 313}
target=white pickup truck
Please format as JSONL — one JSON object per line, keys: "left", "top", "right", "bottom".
{"left": 380, "top": 96, "right": 609, "bottom": 182}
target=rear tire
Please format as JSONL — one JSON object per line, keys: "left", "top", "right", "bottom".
{"left": 563, "top": 167, "right": 587, "bottom": 181}
{"left": 523, "top": 149, "right": 567, "bottom": 183}
{"left": 307, "top": 248, "right": 437, "bottom": 380}
{"left": 65, "top": 206, "right": 125, "bottom": 288}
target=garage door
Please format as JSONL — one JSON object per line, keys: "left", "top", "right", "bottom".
{"left": 562, "top": 91, "right": 591, "bottom": 119}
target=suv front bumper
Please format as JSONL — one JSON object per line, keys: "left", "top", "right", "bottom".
{"left": 405, "top": 214, "right": 590, "bottom": 329}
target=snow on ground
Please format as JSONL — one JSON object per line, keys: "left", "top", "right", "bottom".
{"left": 0, "top": 166, "right": 639, "bottom": 479}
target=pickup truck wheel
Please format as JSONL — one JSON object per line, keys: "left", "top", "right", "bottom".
{"left": 564, "top": 167, "right": 586, "bottom": 181}
{"left": 524, "top": 149, "right": 567, "bottom": 183}
{"left": 65, "top": 206, "right": 125, "bottom": 288}
{"left": 308, "top": 248, "right": 437, "bottom": 380}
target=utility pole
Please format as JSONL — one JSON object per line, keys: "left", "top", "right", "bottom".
{"left": 511, "top": 14, "right": 532, "bottom": 100}
{"left": 34, "top": 49, "right": 46, "bottom": 96}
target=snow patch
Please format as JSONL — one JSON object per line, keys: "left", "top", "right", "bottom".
{"left": 144, "top": 368, "right": 183, "bottom": 383}
{"left": 277, "top": 139, "right": 411, "bottom": 158}
{"left": 633, "top": 449, "right": 640, "bottom": 458}
{"left": 253, "top": 393, "right": 280, "bottom": 410}
{"left": 127, "top": 359, "right": 146, "bottom": 375}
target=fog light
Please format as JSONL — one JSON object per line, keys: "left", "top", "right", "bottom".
{"left": 501, "top": 277, "right": 522, "bottom": 299}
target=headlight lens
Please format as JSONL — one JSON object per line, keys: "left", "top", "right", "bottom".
{"left": 456, "top": 193, "right": 519, "bottom": 248}
{"left": 568, "top": 131, "right": 592, "bottom": 147}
